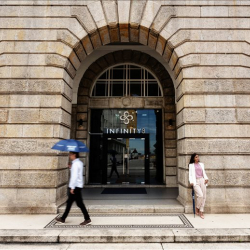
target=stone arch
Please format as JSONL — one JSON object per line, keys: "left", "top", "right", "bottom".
{"left": 71, "top": 50, "right": 177, "bottom": 187}
{"left": 61, "top": 24, "right": 179, "bottom": 90}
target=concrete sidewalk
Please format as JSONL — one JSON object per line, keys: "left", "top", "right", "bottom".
{"left": 0, "top": 214, "right": 250, "bottom": 244}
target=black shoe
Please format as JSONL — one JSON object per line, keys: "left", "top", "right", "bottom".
{"left": 55, "top": 217, "right": 65, "bottom": 224}
{"left": 80, "top": 219, "right": 92, "bottom": 226}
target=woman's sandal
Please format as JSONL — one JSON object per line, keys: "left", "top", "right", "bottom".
{"left": 199, "top": 212, "right": 205, "bottom": 219}
{"left": 195, "top": 208, "right": 199, "bottom": 216}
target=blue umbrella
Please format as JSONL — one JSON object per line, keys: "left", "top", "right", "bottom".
{"left": 51, "top": 139, "right": 89, "bottom": 152}
{"left": 192, "top": 187, "right": 195, "bottom": 218}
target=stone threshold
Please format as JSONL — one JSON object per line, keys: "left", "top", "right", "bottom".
{"left": 1, "top": 229, "right": 250, "bottom": 243}
{"left": 58, "top": 204, "right": 185, "bottom": 214}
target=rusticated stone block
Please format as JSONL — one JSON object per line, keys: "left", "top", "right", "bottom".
{"left": 130, "top": 27, "right": 139, "bottom": 42}
{"left": 148, "top": 33, "right": 157, "bottom": 49}
{"left": 71, "top": 6, "right": 96, "bottom": 34}
{"left": 151, "top": 6, "right": 175, "bottom": 33}
{"left": 109, "top": 27, "right": 120, "bottom": 43}
{"left": 89, "top": 98, "right": 109, "bottom": 108}
{"left": 81, "top": 36, "right": 93, "bottom": 55}
{"left": 130, "top": 0, "right": 147, "bottom": 26}
{"left": 74, "top": 42, "right": 87, "bottom": 62}
{"left": 76, "top": 131, "right": 87, "bottom": 139}
{"left": 165, "top": 148, "right": 176, "bottom": 157}
{"left": 39, "top": 109, "right": 61, "bottom": 123}
{"left": 0, "top": 110, "right": 8, "bottom": 122}
{"left": 177, "top": 108, "right": 206, "bottom": 125}
{"left": 9, "top": 109, "right": 39, "bottom": 123}
{"left": 166, "top": 167, "right": 177, "bottom": 176}
{"left": 237, "top": 108, "right": 250, "bottom": 122}
{"left": 90, "top": 31, "right": 102, "bottom": 49}
{"left": 77, "top": 105, "right": 87, "bottom": 113}
{"left": 78, "top": 87, "right": 89, "bottom": 96}
{"left": 165, "top": 158, "right": 177, "bottom": 166}
{"left": 0, "top": 139, "right": 58, "bottom": 154}
{"left": 139, "top": 26, "right": 149, "bottom": 46}
{"left": 165, "top": 139, "right": 177, "bottom": 148}
{"left": 20, "top": 156, "right": 67, "bottom": 170}
{"left": 206, "top": 109, "right": 236, "bottom": 123}
{"left": 155, "top": 34, "right": 166, "bottom": 54}
{"left": 180, "top": 139, "right": 250, "bottom": 154}
{"left": 165, "top": 131, "right": 176, "bottom": 140}
{"left": 119, "top": 24, "right": 129, "bottom": 42}
{"left": 57, "top": 30, "right": 78, "bottom": 48}
{"left": 23, "top": 125, "right": 54, "bottom": 138}
{"left": 56, "top": 184, "right": 68, "bottom": 202}
{"left": 78, "top": 96, "right": 89, "bottom": 105}
{"left": 178, "top": 155, "right": 250, "bottom": 170}
{"left": 99, "top": 26, "right": 110, "bottom": 45}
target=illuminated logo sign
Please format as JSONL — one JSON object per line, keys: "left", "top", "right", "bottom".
{"left": 104, "top": 111, "right": 145, "bottom": 134}
{"left": 120, "top": 111, "right": 133, "bottom": 125}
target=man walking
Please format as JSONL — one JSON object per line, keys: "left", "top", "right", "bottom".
{"left": 56, "top": 151, "right": 91, "bottom": 226}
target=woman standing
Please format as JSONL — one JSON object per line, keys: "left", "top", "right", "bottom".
{"left": 189, "top": 153, "right": 208, "bottom": 219}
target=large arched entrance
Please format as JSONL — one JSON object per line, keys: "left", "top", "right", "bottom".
{"left": 71, "top": 49, "right": 177, "bottom": 187}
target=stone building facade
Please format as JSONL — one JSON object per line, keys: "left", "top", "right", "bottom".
{"left": 0, "top": 0, "right": 250, "bottom": 214}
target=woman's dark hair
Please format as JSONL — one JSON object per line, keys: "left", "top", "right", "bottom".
{"left": 189, "top": 153, "right": 199, "bottom": 164}
{"left": 70, "top": 151, "right": 79, "bottom": 159}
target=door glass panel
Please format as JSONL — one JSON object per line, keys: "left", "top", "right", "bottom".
{"left": 107, "top": 138, "right": 145, "bottom": 184}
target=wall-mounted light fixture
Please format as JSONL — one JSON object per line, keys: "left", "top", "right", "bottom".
{"left": 78, "top": 118, "right": 84, "bottom": 127}
{"left": 168, "top": 119, "right": 173, "bottom": 126}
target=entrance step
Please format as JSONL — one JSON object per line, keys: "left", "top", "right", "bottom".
{"left": 59, "top": 187, "right": 184, "bottom": 214}
{"left": 58, "top": 203, "right": 185, "bottom": 214}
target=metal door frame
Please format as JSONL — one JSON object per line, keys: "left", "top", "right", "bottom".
{"left": 102, "top": 133, "right": 150, "bottom": 184}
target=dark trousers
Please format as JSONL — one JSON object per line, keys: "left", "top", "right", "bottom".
{"left": 109, "top": 165, "right": 120, "bottom": 178}
{"left": 62, "top": 187, "right": 90, "bottom": 221}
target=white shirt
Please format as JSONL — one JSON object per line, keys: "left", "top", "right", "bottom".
{"left": 189, "top": 162, "right": 208, "bottom": 186}
{"left": 69, "top": 158, "right": 84, "bottom": 189}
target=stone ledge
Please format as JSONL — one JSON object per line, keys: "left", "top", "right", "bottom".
{"left": 0, "top": 230, "right": 62, "bottom": 243}
{"left": 59, "top": 229, "right": 174, "bottom": 243}
{"left": 173, "top": 228, "right": 250, "bottom": 243}
{"left": 0, "top": 228, "right": 250, "bottom": 243}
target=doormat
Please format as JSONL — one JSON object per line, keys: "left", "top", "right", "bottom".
{"left": 101, "top": 188, "right": 147, "bottom": 194}
{"left": 45, "top": 213, "right": 193, "bottom": 229}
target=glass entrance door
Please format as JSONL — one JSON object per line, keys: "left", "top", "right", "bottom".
{"left": 89, "top": 109, "right": 163, "bottom": 185}
{"left": 103, "top": 134, "right": 150, "bottom": 184}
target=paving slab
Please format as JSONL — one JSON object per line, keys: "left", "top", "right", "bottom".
{"left": 163, "top": 243, "right": 250, "bottom": 249}
{"left": 59, "top": 229, "right": 175, "bottom": 243}
{"left": 0, "top": 215, "right": 55, "bottom": 230}
{"left": 173, "top": 228, "right": 250, "bottom": 242}
{"left": 0, "top": 230, "right": 62, "bottom": 243}
{"left": 0, "top": 243, "right": 69, "bottom": 250}
{"left": 185, "top": 214, "right": 250, "bottom": 228}
{"left": 67, "top": 243, "right": 163, "bottom": 250}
